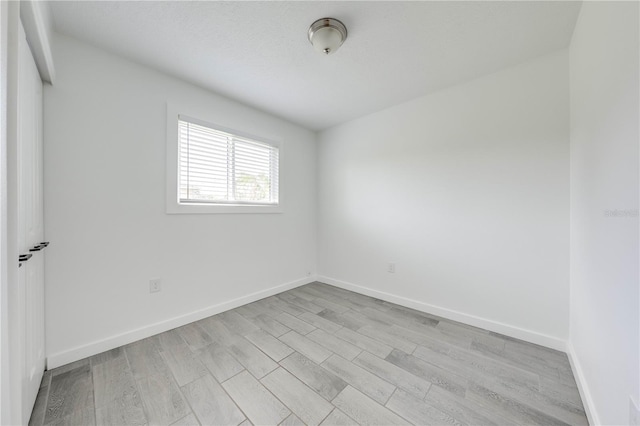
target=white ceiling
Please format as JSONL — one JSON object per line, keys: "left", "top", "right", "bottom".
{"left": 49, "top": 1, "right": 582, "bottom": 131}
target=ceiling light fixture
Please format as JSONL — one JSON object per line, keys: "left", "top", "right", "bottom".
{"left": 308, "top": 18, "right": 347, "bottom": 55}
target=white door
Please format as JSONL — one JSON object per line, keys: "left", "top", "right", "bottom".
{"left": 17, "top": 22, "right": 46, "bottom": 423}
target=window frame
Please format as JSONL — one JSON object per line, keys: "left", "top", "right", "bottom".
{"left": 166, "top": 103, "right": 283, "bottom": 214}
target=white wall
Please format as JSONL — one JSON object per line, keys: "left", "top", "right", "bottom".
{"left": 568, "top": 2, "right": 639, "bottom": 425}
{"left": 44, "top": 34, "right": 317, "bottom": 367}
{"left": 318, "top": 50, "right": 570, "bottom": 348}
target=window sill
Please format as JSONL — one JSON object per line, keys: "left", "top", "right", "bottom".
{"left": 166, "top": 202, "right": 283, "bottom": 214}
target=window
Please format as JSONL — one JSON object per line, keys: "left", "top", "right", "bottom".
{"left": 166, "top": 105, "right": 282, "bottom": 214}
{"left": 179, "top": 117, "right": 279, "bottom": 205}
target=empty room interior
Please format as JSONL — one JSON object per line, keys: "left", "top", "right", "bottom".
{"left": 1, "top": 1, "right": 639, "bottom": 425}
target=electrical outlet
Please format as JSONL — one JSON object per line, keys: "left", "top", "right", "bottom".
{"left": 388, "top": 262, "right": 396, "bottom": 273}
{"left": 630, "top": 396, "right": 640, "bottom": 426}
{"left": 149, "top": 278, "right": 161, "bottom": 293}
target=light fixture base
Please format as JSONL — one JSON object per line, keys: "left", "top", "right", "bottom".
{"left": 308, "top": 18, "right": 347, "bottom": 55}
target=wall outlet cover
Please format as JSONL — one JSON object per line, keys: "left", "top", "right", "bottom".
{"left": 388, "top": 262, "right": 396, "bottom": 273}
{"left": 149, "top": 278, "right": 162, "bottom": 293}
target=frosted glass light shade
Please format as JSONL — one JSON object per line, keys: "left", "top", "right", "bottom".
{"left": 308, "top": 18, "right": 347, "bottom": 55}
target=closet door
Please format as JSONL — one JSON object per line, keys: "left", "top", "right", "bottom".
{"left": 17, "top": 22, "right": 45, "bottom": 423}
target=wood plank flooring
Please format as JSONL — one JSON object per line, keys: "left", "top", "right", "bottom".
{"left": 29, "top": 282, "right": 588, "bottom": 426}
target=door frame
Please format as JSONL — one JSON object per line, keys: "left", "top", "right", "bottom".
{"left": 1, "top": 1, "right": 22, "bottom": 424}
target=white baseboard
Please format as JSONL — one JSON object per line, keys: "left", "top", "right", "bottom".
{"left": 47, "top": 275, "right": 316, "bottom": 369}
{"left": 317, "top": 275, "right": 566, "bottom": 351}
{"left": 565, "top": 340, "right": 600, "bottom": 426}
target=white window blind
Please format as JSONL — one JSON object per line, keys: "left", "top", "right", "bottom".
{"left": 178, "top": 117, "right": 279, "bottom": 205}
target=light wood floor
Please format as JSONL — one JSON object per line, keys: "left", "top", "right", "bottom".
{"left": 29, "top": 282, "right": 588, "bottom": 426}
